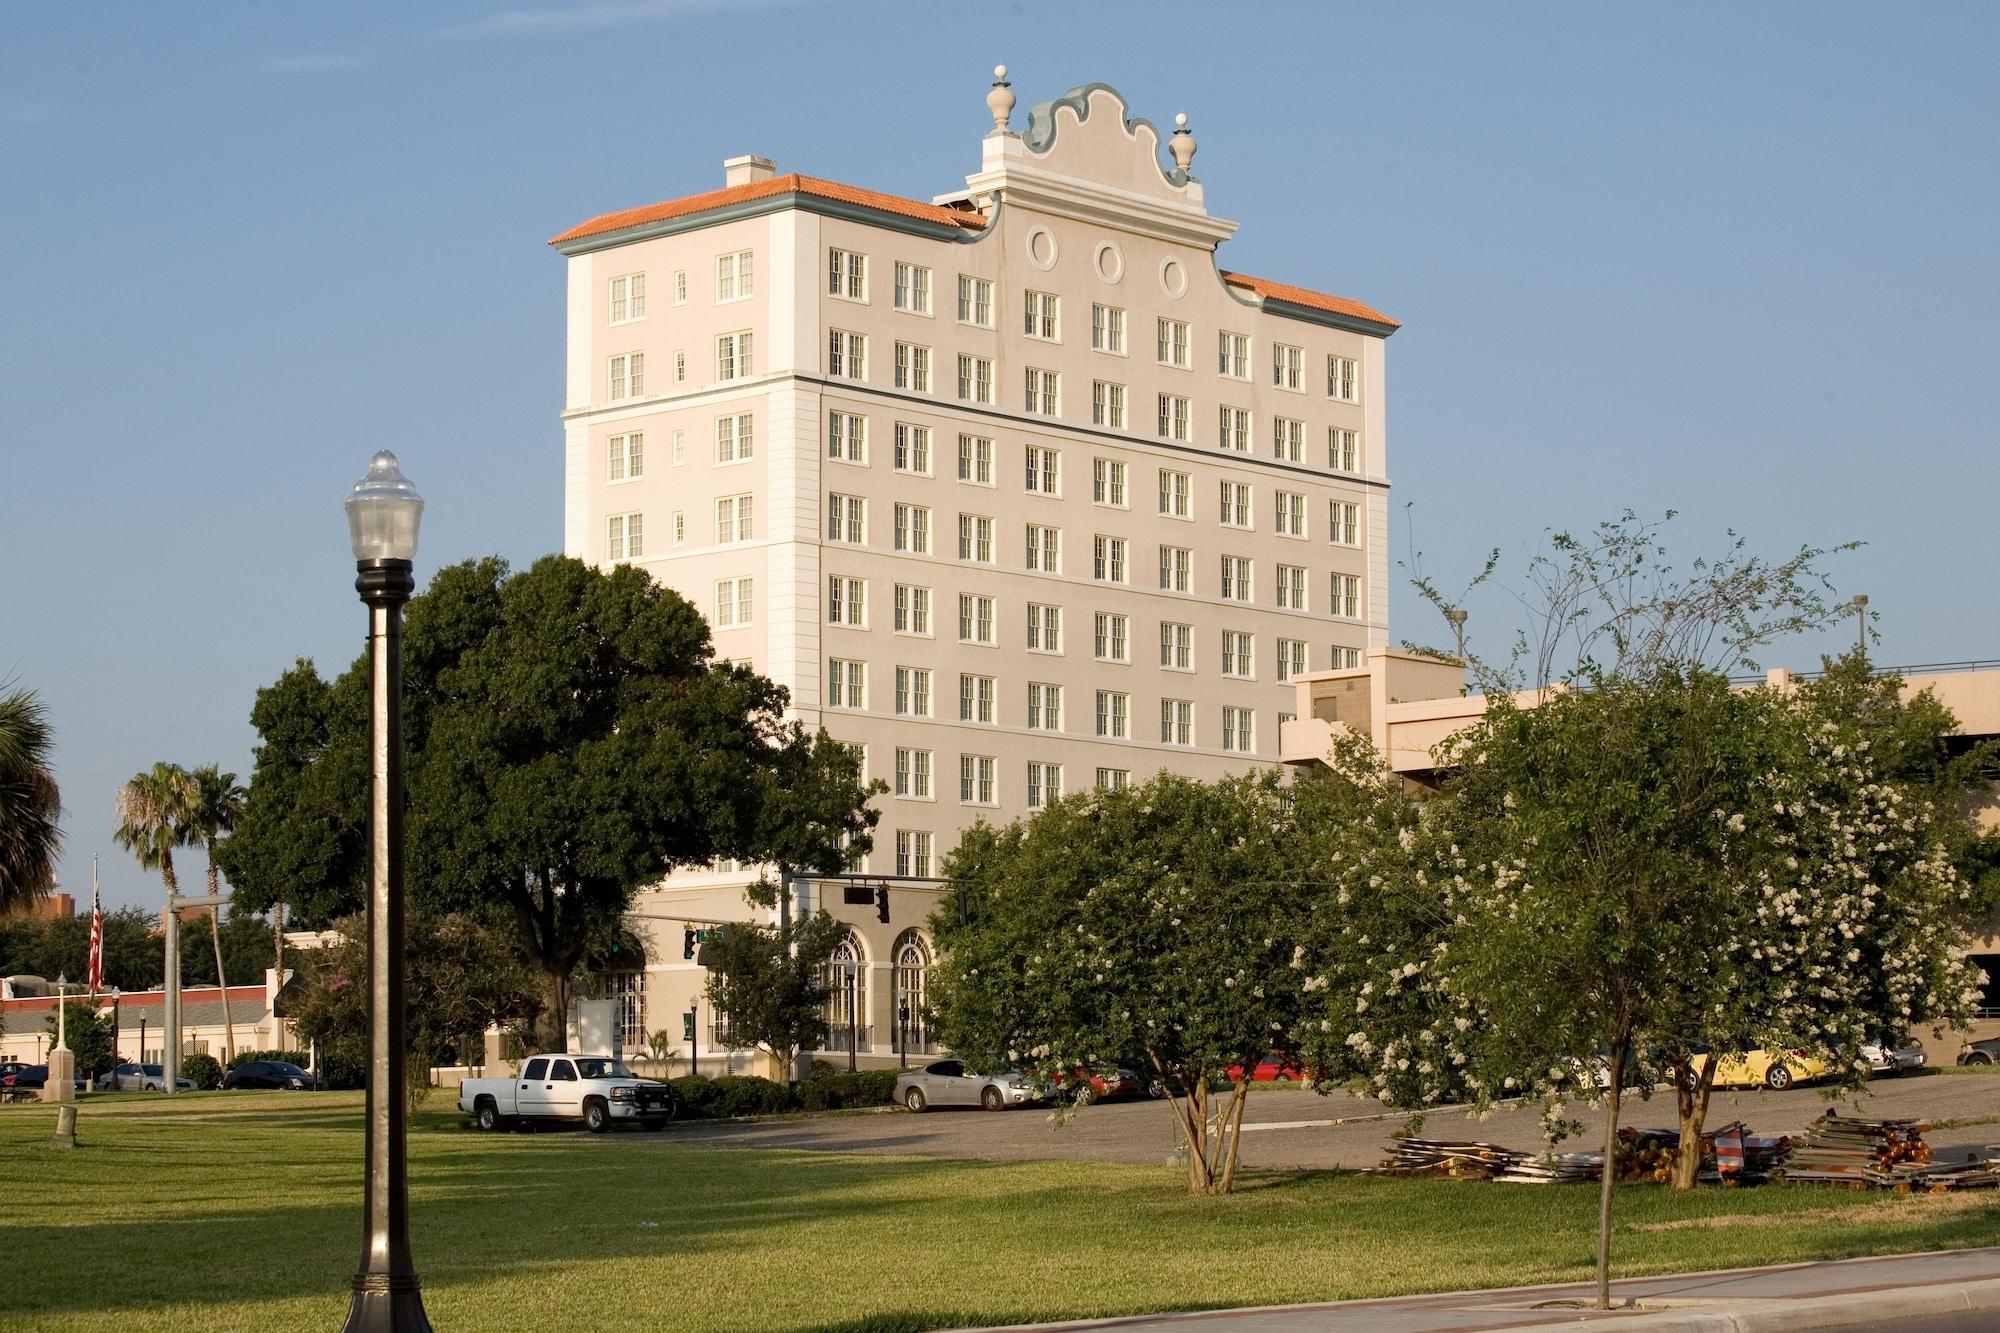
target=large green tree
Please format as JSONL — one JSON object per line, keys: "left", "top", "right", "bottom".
{"left": 47, "top": 999, "right": 117, "bottom": 1080}
{"left": 0, "top": 906, "right": 170, "bottom": 992}
{"left": 0, "top": 686, "right": 62, "bottom": 913}
{"left": 218, "top": 555, "right": 878, "bottom": 1051}
{"left": 701, "top": 912, "right": 848, "bottom": 1079}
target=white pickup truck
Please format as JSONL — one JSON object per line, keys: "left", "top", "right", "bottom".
{"left": 458, "top": 1054, "right": 677, "bottom": 1133}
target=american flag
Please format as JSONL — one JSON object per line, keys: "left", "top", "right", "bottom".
{"left": 86, "top": 860, "right": 104, "bottom": 998}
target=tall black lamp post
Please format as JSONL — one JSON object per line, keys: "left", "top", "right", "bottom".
{"left": 342, "top": 451, "right": 432, "bottom": 1333}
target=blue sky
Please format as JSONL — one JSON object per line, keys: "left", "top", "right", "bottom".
{"left": 5, "top": 3, "right": 1995, "bottom": 911}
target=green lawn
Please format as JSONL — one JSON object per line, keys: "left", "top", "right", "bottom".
{"left": 5, "top": 1093, "right": 1998, "bottom": 1333}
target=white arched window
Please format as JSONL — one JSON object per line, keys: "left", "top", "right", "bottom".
{"left": 891, "top": 930, "right": 935, "bottom": 1056}
{"left": 822, "top": 932, "right": 868, "bottom": 1053}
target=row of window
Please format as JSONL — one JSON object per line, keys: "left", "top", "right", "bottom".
{"left": 844, "top": 674, "right": 1274, "bottom": 756}
{"left": 607, "top": 254, "right": 751, "bottom": 323}
{"left": 607, "top": 332, "right": 755, "bottom": 401}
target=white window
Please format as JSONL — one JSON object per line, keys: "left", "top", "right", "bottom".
{"left": 1024, "top": 290, "right": 1060, "bottom": 340}
{"left": 715, "top": 494, "right": 753, "bottom": 544}
{"left": 894, "top": 342, "right": 931, "bottom": 393}
{"left": 894, "top": 666, "right": 933, "bottom": 717}
{"left": 1025, "top": 445, "right": 1060, "bottom": 495}
{"left": 956, "top": 354, "right": 993, "bottom": 403}
{"left": 1091, "top": 380, "right": 1127, "bottom": 429}
{"left": 1094, "top": 612, "right": 1129, "bottom": 663}
{"left": 1160, "top": 622, "right": 1193, "bottom": 670}
{"left": 1158, "top": 545, "right": 1192, "bottom": 593}
{"left": 1277, "top": 638, "right": 1308, "bottom": 681}
{"left": 956, "top": 273, "right": 993, "bottom": 326}
{"left": 1026, "top": 761, "right": 1063, "bottom": 810}
{"left": 1276, "top": 491, "right": 1306, "bottom": 538}
{"left": 1157, "top": 393, "right": 1191, "bottom": 441}
{"left": 1026, "top": 682, "right": 1063, "bottom": 731}
{"left": 715, "top": 250, "right": 753, "bottom": 302}
{"left": 714, "top": 413, "right": 754, "bottom": 463}
{"left": 671, "top": 431, "right": 685, "bottom": 466}
{"left": 1330, "top": 427, "right": 1360, "bottom": 473}
{"left": 1025, "top": 367, "right": 1060, "bottom": 416}
{"left": 1026, "top": 603, "right": 1062, "bottom": 653}
{"left": 1222, "top": 630, "right": 1254, "bottom": 678}
{"left": 959, "top": 754, "right": 996, "bottom": 805}
{"left": 893, "top": 261, "right": 932, "bottom": 314}
{"left": 607, "top": 512, "right": 643, "bottom": 562}
{"left": 607, "top": 432, "right": 643, "bottom": 482}
{"left": 1218, "top": 331, "right": 1251, "bottom": 379}
{"left": 957, "top": 514, "right": 994, "bottom": 563}
{"left": 609, "top": 352, "right": 643, "bottom": 400}
{"left": 674, "top": 351, "right": 686, "bottom": 384}
{"left": 958, "top": 434, "right": 994, "bottom": 485}
{"left": 1160, "top": 698, "right": 1193, "bottom": 745}
{"left": 1331, "top": 645, "right": 1363, "bottom": 670}
{"left": 1222, "top": 706, "right": 1255, "bottom": 753}
{"left": 1277, "top": 564, "right": 1308, "bottom": 610}
{"left": 1331, "top": 573, "right": 1362, "bottom": 618}
{"left": 714, "top": 332, "right": 752, "bottom": 381}
{"left": 1158, "top": 469, "right": 1192, "bottom": 518}
{"left": 893, "top": 585, "right": 932, "bottom": 636}
{"left": 1221, "top": 556, "right": 1252, "bottom": 602}
{"left": 827, "top": 658, "right": 866, "bottom": 708}
{"left": 893, "top": 503, "right": 932, "bottom": 554}
{"left": 1220, "top": 480, "right": 1253, "bottom": 528}
{"left": 1274, "top": 417, "right": 1306, "bottom": 463}
{"left": 1094, "top": 690, "right": 1130, "bottom": 740}
{"left": 1091, "top": 303, "right": 1126, "bottom": 354}
{"left": 1273, "top": 342, "right": 1304, "bottom": 390}
{"left": 827, "top": 576, "right": 867, "bottom": 627}
{"left": 1092, "top": 458, "right": 1127, "bottom": 506}
{"left": 958, "top": 593, "right": 994, "bottom": 644}
{"left": 827, "top": 410, "right": 867, "bottom": 463}
{"left": 1329, "top": 500, "right": 1361, "bottom": 547}
{"left": 827, "top": 329, "right": 866, "bottom": 379}
{"left": 1329, "top": 354, "right": 1359, "bottom": 402}
{"left": 1096, "top": 767, "right": 1130, "bottom": 791}
{"left": 826, "top": 493, "right": 866, "bottom": 544}
{"left": 1092, "top": 535, "right": 1128, "bottom": 583}
{"left": 894, "top": 747, "right": 933, "bottom": 798}
{"left": 1157, "top": 317, "right": 1190, "bottom": 368}
{"left": 894, "top": 422, "right": 932, "bottom": 474}
{"left": 895, "top": 829, "right": 934, "bottom": 878}
{"left": 958, "top": 673, "right": 995, "bottom": 723}
{"left": 609, "top": 273, "right": 645, "bottom": 324}
{"left": 672, "top": 511, "right": 685, "bottom": 545}
{"left": 829, "top": 247, "right": 867, "bottom": 300}
{"left": 672, "top": 270, "right": 687, "bottom": 304}
{"left": 1025, "top": 524, "right": 1060, "bottom": 573}
{"left": 714, "top": 577, "right": 753, "bottom": 629}
{"left": 1218, "top": 405, "right": 1251, "bottom": 453}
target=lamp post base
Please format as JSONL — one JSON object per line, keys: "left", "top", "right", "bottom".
{"left": 340, "top": 1273, "right": 432, "bottom": 1333}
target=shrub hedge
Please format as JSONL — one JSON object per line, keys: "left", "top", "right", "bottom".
{"left": 227, "top": 1048, "right": 311, "bottom": 1071}
{"left": 662, "top": 1068, "right": 901, "bottom": 1119}
{"left": 180, "top": 1053, "right": 224, "bottom": 1090}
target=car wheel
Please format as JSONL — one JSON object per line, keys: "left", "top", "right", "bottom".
{"left": 1764, "top": 1064, "right": 1794, "bottom": 1091}
{"left": 475, "top": 1102, "right": 502, "bottom": 1132}
{"left": 904, "top": 1086, "right": 927, "bottom": 1112}
{"left": 1147, "top": 1078, "right": 1168, "bottom": 1099}
{"left": 1967, "top": 1052, "right": 1993, "bottom": 1066}
{"left": 1074, "top": 1085, "right": 1097, "bottom": 1107}
{"left": 981, "top": 1086, "right": 1005, "bottom": 1112}
{"left": 584, "top": 1098, "right": 610, "bottom": 1133}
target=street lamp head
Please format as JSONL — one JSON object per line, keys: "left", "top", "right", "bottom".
{"left": 345, "top": 451, "right": 425, "bottom": 565}
{"left": 1852, "top": 593, "right": 1869, "bottom": 610}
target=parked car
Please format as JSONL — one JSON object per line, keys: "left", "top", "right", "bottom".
{"left": 222, "top": 1060, "right": 319, "bottom": 1091}
{"left": 1708, "top": 1048, "right": 1828, "bottom": 1091}
{"left": 1061, "top": 1066, "right": 1141, "bottom": 1104}
{"left": 1, "top": 1064, "right": 89, "bottom": 1094}
{"left": 1224, "top": 1052, "right": 1310, "bottom": 1084}
{"left": 895, "top": 1059, "right": 1045, "bottom": 1112}
{"left": 1957, "top": 1037, "right": 2000, "bottom": 1067}
{"left": 458, "top": 1054, "right": 676, "bottom": 1133}
{"left": 1859, "top": 1037, "right": 1926, "bottom": 1076}
{"left": 94, "top": 1062, "right": 195, "bottom": 1092}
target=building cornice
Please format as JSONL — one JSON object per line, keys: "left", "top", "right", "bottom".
{"left": 552, "top": 190, "right": 988, "bottom": 258}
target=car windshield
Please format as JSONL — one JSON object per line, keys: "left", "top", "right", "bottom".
{"left": 574, "top": 1058, "right": 634, "bottom": 1080}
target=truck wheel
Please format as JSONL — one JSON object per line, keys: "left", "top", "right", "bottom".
{"left": 584, "top": 1098, "right": 611, "bottom": 1133}
{"left": 475, "top": 1100, "right": 502, "bottom": 1132}
{"left": 904, "top": 1087, "right": 927, "bottom": 1113}
{"left": 981, "top": 1087, "right": 1005, "bottom": 1112}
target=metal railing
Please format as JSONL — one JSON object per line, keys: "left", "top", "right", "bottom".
{"left": 1728, "top": 659, "right": 2000, "bottom": 685}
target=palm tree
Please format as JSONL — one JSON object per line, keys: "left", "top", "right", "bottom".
{"left": 188, "top": 764, "right": 247, "bottom": 1064}
{"left": 0, "top": 687, "right": 62, "bottom": 913}
{"left": 115, "top": 762, "right": 199, "bottom": 1060}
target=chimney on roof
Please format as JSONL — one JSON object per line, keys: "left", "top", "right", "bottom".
{"left": 724, "top": 155, "right": 777, "bottom": 187}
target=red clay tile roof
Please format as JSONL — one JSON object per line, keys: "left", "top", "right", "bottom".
{"left": 551, "top": 173, "right": 988, "bottom": 247}
{"left": 1220, "top": 271, "right": 1399, "bottom": 330}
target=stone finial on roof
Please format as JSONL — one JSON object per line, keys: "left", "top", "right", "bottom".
{"left": 1168, "top": 112, "right": 1196, "bottom": 173}
{"left": 987, "top": 64, "right": 1015, "bottom": 133}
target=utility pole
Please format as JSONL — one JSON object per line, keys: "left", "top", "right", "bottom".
{"left": 164, "top": 894, "right": 179, "bottom": 1093}
{"left": 1852, "top": 593, "right": 1868, "bottom": 655}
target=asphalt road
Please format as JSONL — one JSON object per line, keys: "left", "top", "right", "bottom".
{"left": 669, "top": 1069, "right": 2000, "bottom": 1170}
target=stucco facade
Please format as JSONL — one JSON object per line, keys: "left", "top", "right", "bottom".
{"left": 552, "top": 78, "right": 1398, "bottom": 1068}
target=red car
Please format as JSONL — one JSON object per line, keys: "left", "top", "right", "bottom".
{"left": 1060, "top": 1066, "right": 1142, "bottom": 1104}
{"left": 1224, "top": 1052, "right": 1310, "bottom": 1083}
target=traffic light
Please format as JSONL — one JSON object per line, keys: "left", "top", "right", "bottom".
{"left": 682, "top": 928, "right": 695, "bottom": 960}
{"left": 875, "top": 885, "right": 890, "bottom": 924}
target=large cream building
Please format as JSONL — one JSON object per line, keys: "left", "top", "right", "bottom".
{"left": 550, "top": 76, "right": 1399, "bottom": 1070}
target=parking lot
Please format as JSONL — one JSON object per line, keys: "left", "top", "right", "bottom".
{"left": 669, "top": 1071, "right": 2000, "bottom": 1169}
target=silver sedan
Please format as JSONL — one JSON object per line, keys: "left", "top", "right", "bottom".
{"left": 896, "top": 1059, "right": 1045, "bottom": 1112}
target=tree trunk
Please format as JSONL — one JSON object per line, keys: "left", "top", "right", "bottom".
{"left": 531, "top": 966, "right": 569, "bottom": 1053}
{"left": 1596, "top": 1043, "right": 1626, "bottom": 1311}
{"left": 1671, "top": 1055, "right": 1716, "bottom": 1191}
{"left": 1175, "top": 1078, "right": 1215, "bottom": 1194}
{"left": 1215, "top": 1076, "right": 1253, "bottom": 1195}
{"left": 206, "top": 861, "right": 236, "bottom": 1067}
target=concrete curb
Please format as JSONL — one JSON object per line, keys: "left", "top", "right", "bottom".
{"left": 1507, "top": 1275, "right": 2000, "bottom": 1331}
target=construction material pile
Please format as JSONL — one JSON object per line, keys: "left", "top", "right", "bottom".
{"left": 1777, "top": 1113, "right": 1932, "bottom": 1188}
{"left": 1496, "top": 1151, "right": 1600, "bottom": 1184}
{"left": 1376, "top": 1138, "right": 1527, "bottom": 1179}
{"left": 1701, "top": 1121, "right": 1790, "bottom": 1185}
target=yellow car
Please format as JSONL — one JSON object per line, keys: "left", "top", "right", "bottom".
{"left": 1705, "top": 1048, "right": 1829, "bottom": 1091}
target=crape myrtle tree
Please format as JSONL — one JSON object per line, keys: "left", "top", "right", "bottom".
{"left": 701, "top": 910, "right": 848, "bottom": 1079}
{"left": 218, "top": 555, "right": 878, "bottom": 1052}
{"left": 930, "top": 771, "right": 1305, "bottom": 1196}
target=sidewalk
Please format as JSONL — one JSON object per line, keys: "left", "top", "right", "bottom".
{"left": 974, "top": 1246, "right": 2000, "bottom": 1332}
